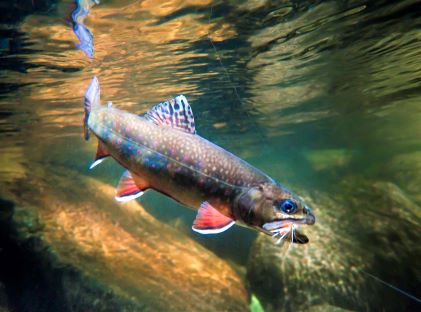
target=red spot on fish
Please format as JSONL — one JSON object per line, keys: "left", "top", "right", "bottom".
{"left": 137, "top": 150, "right": 141, "bottom": 155}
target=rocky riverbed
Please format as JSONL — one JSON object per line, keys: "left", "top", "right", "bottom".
{"left": 0, "top": 167, "right": 248, "bottom": 312}
{"left": 247, "top": 178, "right": 420, "bottom": 312}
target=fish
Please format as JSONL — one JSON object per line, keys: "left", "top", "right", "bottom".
{"left": 71, "top": 0, "right": 99, "bottom": 59}
{"left": 83, "top": 76, "right": 315, "bottom": 243}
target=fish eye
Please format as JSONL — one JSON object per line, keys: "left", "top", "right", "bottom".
{"left": 277, "top": 199, "right": 297, "bottom": 214}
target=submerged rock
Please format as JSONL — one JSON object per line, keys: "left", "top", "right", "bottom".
{"left": 0, "top": 168, "right": 248, "bottom": 311}
{"left": 385, "top": 151, "right": 421, "bottom": 204}
{"left": 304, "top": 305, "right": 353, "bottom": 312}
{"left": 247, "top": 179, "right": 420, "bottom": 312}
{"left": 302, "top": 148, "right": 354, "bottom": 172}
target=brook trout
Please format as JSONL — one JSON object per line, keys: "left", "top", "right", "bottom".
{"left": 83, "top": 77, "right": 315, "bottom": 243}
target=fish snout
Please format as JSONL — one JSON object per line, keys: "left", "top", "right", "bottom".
{"left": 303, "top": 206, "right": 315, "bottom": 225}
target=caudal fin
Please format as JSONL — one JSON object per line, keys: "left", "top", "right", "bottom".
{"left": 83, "top": 76, "right": 101, "bottom": 140}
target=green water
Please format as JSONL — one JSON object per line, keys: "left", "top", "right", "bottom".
{"left": 0, "top": 0, "right": 420, "bottom": 311}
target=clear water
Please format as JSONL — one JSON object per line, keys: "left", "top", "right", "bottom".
{"left": 0, "top": 0, "right": 420, "bottom": 311}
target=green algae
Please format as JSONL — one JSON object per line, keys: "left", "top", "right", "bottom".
{"left": 249, "top": 294, "right": 265, "bottom": 312}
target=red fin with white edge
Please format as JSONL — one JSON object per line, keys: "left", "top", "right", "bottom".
{"left": 192, "top": 202, "right": 235, "bottom": 234}
{"left": 89, "top": 141, "right": 109, "bottom": 169}
{"left": 115, "top": 170, "right": 145, "bottom": 202}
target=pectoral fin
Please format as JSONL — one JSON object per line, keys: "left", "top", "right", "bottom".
{"left": 192, "top": 202, "right": 235, "bottom": 234}
{"left": 115, "top": 170, "right": 146, "bottom": 202}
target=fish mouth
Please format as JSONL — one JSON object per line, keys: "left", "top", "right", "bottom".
{"left": 262, "top": 210, "right": 316, "bottom": 231}
{"left": 261, "top": 207, "right": 315, "bottom": 244}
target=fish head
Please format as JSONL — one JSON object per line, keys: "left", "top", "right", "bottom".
{"left": 234, "top": 183, "right": 315, "bottom": 243}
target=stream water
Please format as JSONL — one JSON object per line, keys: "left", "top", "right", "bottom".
{"left": 0, "top": 0, "right": 420, "bottom": 311}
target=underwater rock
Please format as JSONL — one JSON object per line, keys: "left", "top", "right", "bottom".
{"left": 302, "top": 148, "right": 354, "bottom": 172}
{"left": 303, "top": 304, "right": 353, "bottom": 312}
{"left": 247, "top": 179, "right": 420, "bottom": 312}
{"left": 385, "top": 151, "right": 421, "bottom": 204}
{"left": 0, "top": 168, "right": 248, "bottom": 311}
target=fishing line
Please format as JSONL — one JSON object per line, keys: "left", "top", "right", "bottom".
{"left": 205, "top": 5, "right": 420, "bottom": 307}
{"left": 84, "top": 1, "right": 419, "bottom": 307}
{"left": 360, "top": 269, "right": 421, "bottom": 304}
{"left": 207, "top": 7, "right": 242, "bottom": 105}
{"left": 206, "top": 6, "right": 270, "bottom": 155}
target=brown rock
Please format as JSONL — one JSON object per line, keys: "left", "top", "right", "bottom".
{"left": 1, "top": 168, "right": 248, "bottom": 311}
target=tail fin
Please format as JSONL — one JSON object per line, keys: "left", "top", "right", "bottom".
{"left": 83, "top": 76, "right": 101, "bottom": 140}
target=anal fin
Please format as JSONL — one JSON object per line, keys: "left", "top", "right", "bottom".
{"left": 192, "top": 202, "right": 235, "bottom": 234}
{"left": 115, "top": 170, "right": 147, "bottom": 202}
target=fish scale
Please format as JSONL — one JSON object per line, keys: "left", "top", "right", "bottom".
{"left": 89, "top": 107, "right": 272, "bottom": 208}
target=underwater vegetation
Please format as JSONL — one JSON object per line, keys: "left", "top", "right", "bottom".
{"left": 0, "top": 0, "right": 420, "bottom": 311}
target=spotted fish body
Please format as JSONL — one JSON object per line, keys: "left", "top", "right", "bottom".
{"left": 84, "top": 77, "right": 315, "bottom": 239}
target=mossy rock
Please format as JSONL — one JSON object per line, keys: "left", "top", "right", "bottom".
{"left": 384, "top": 151, "right": 421, "bottom": 204}
{"left": 247, "top": 179, "right": 420, "bottom": 311}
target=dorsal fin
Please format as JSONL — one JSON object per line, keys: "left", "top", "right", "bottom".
{"left": 144, "top": 95, "right": 196, "bottom": 134}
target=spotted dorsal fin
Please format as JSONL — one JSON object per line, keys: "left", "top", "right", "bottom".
{"left": 144, "top": 95, "right": 196, "bottom": 134}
